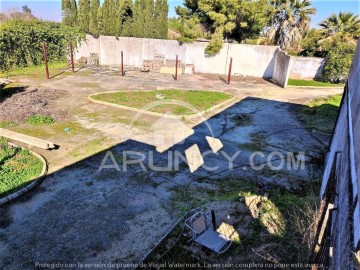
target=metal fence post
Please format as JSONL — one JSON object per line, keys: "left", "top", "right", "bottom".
{"left": 42, "top": 41, "right": 49, "bottom": 79}
{"left": 175, "top": 55, "right": 178, "bottom": 81}
{"left": 121, "top": 51, "right": 124, "bottom": 76}
{"left": 227, "top": 57, "right": 233, "bottom": 84}
{"left": 69, "top": 41, "right": 75, "bottom": 73}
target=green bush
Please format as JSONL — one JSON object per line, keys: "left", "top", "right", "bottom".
{"left": 0, "top": 19, "right": 84, "bottom": 71}
{"left": 168, "top": 17, "right": 181, "bottom": 32}
{"left": 322, "top": 41, "right": 356, "bottom": 83}
{"left": 26, "top": 115, "right": 55, "bottom": 126}
{"left": 300, "top": 29, "right": 324, "bottom": 57}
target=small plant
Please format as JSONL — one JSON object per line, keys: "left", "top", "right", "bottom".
{"left": 0, "top": 136, "right": 8, "bottom": 146}
{"left": 26, "top": 115, "right": 55, "bottom": 126}
{"left": 0, "top": 121, "right": 17, "bottom": 128}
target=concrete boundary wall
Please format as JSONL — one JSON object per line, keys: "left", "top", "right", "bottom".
{"left": 289, "top": 56, "right": 324, "bottom": 79}
{"left": 75, "top": 35, "right": 325, "bottom": 82}
{"left": 271, "top": 49, "right": 291, "bottom": 88}
{"left": 75, "top": 35, "right": 279, "bottom": 78}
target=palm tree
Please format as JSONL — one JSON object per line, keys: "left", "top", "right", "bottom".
{"left": 267, "top": 0, "right": 316, "bottom": 49}
{"left": 319, "top": 12, "right": 360, "bottom": 39}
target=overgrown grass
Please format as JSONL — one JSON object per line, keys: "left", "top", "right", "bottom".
{"left": 144, "top": 177, "right": 320, "bottom": 266}
{"left": 69, "top": 137, "right": 111, "bottom": 158}
{"left": 0, "top": 61, "right": 67, "bottom": 78}
{"left": 0, "top": 137, "right": 43, "bottom": 197}
{"left": 288, "top": 78, "right": 343, "bottom": 87}
{"left": 0, "top": 61, "right": 90, "bottom": 80}
{"left": 26, "top": 115, "right": 55, "bottom": 126}
{"left": 91, "top": 90, "right": 233, "bottom": 115}
{"left": 10, "top": 121, "right": 97, "bottom": 139}
{"left": 0, "top": 121, "right": 17, "bottom": 128}
{"left": 301, "top": 94, "right": 342, "bottom": 134}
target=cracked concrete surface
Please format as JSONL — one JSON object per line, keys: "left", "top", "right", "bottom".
{"left": 0, "top": 69, "right": 343, "bottom": 269}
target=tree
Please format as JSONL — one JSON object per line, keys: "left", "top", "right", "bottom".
{"left": 61, "top": 0, "right": 77, "bottom": 27}
{"left": 102, "top": 0, "right": 117, "bottom": 35}
{"left": 176, "top": 0, "right": 270, "bottom": 55}
{"left": 319, "top": 12, "right": 360, "bottom": 40}
{"left": 230, "top": 0, "right": 269, "bottom": 42}
{"left": 97, "top": 6, "right": 104, "bottom": 35}
{"left": 116, "top": 0, "right": 133, "bottom": 37}
{"left": 78, "top": 0, "right": 90, "bottom": 32}
{"left": 61, "top": 0, "right": 72, "bottom": 26}
{"left": 132, "top": 0, "right": 145, "bottom": 37}
{"left": 300, "top": 28, "right": 324, "bottom": 57}
{"left": 154, "top": 0, "right": 169, "bottom": 39}
{"left": 130, "top": 0, "right": 157, "bottom": 38}
{"left": 145, "top": 0, "right": 156, "bottom": 38}
{"left": 22, "top": 5, "right": 32, "bottom": 15}
{"left": 267, "top": 0, "right": 316, "bottom": 49}
{"left": 89, "top": 0, "right": 100, "bottom": 37}
{"left": 70, "top": 0, "right": 78, "bottom": 26}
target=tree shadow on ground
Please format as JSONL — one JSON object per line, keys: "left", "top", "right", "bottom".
{"left": 0, "top": 83, "right": 27, "bottom": 103}
{"left": 0, "top": 94, "right": 341, "bottom": 269}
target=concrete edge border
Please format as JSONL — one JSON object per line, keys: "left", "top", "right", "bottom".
{"left": 0, "top": 143, "right": 48, "bottom": 206}
{"left": 88, "top": 90, "right": 236, "bottom": 120}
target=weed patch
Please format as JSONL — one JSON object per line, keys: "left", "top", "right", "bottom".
{"left": 26, "top": 115, "right": 55, "bottom": 126}
{"left": 0, "top": 137, "right": 43, "bottom": 197}
{"left": 300, "top": 94, "right": 342, "bottom": 134}
{"left": 149, "top": 177, "right": 319, "bottom": 265}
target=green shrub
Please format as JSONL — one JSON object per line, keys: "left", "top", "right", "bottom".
{"left": 26, "top": 115, "right": 55, "bottom": 126}
{"left": 205, "top": 27, "right": 224, "bottom": 56}
{"left": 322, "top": 41, "right": 356, "bottom": 83}
{"left": 300, "top": 29, "right": 324, "bottom": 57}
{"left": 0, "top": 19, "right": 84, "bottom": 71}
{"left": 168, "top": 17, "right": 181, "bottom": 32}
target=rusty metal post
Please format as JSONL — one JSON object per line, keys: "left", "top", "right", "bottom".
{"left": 175, "top": 55, "right": 178, "bottom": 81}
{"left": 42, "top": 41, "right": 49, "bottom": 79}
{"left": 227, "top": 57, "right": 233, "bottom": 84}
{"left": 69, "top": 41, "right": 75, "bottom": 73}
{"left": 121, "top": 51, "right": 124, "bottom": 76}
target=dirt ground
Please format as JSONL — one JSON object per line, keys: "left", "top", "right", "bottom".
{"left": 0, "top": 68, "right": 343, "bottom": 269}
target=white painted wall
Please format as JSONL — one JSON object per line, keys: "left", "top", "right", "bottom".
{"left": 74, "top": 35, "right": 279, "bottom": 78}
{"left": 289, "top": 56, "right": 324, "bottom": 79}
{"left": 75, "top": 35, "right": 326, "bottom": 80}
{"left": 272, "top": 49, "right": 291, "bottom": 88}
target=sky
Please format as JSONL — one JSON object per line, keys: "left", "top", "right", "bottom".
{"left": 0, "top": 0, "right": 359, "bottom": 29}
